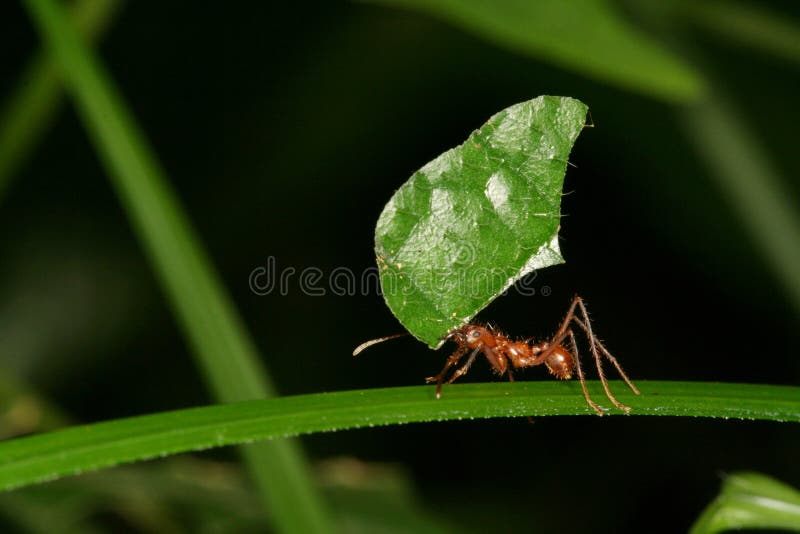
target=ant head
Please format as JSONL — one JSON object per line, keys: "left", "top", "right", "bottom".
{"left": 447, "top": 325, "right": 489, "bottom": 348}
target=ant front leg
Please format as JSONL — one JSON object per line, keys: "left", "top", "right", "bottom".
{"left": 426, "top": 345, "right": 470, "bottom": 398}
{"left": 444, "top": 346, "right": 482, "bottom": 386}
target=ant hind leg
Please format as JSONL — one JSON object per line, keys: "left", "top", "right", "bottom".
{"left": 568, "top": 329, "right": 604, "bottom": 415}
{"left": 572, "top": 316, "right": 640, "bottom": 396}
{"left": 570, "top": 300, "right": 634, "bottom": 412}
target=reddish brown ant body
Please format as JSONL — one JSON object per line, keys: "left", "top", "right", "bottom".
{"left": 355, "top": 295, "right": 640, "bottom": 415}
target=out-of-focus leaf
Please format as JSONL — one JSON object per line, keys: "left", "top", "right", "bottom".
{"left": 3, "top": 457, "right": 452, "bottom": 533}
{"left": 366, "top": 0, "right": 705, "bottom": 102}
{"left": 320, "top": 458, "right": 452, "bottom": 533}
{"left": 680, "top": 96, "right": 800, "bottom": 315}
{"left": 679, "top": 0, "right": 800, "bottom": 66}
{"left": 375, "top": 96, "right": 586, "bottom": 347}
{"left": 690, "top": 472, "right": 800, "bottom": 534}
{"left": 0, "top": 374, "right": 70, "bottom": 439}
{"left": 9, "top": 459, "right": 267, "bottom": 533}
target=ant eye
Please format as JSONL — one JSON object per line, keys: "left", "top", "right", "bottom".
{"left": 471, "top": 330, "right": 481, "bottom": 338}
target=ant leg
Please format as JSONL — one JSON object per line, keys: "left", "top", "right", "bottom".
{"left": 568, "top": 329, "right": 604, "bottom": 416}
{"left": 523, "top": 295, "right": 585, "bottom": 366}
{"left": 425, "top": 345, "right": 470, "bottom": 398}
{"left": 529, "top": 295, "right": 638, "bottom": 412}
{"left": 500, "top": 325, "right": 601, "bottom": 415}
{"left": 444, "top": 346, "right": 481, "bottom": 385}
{"left": 573, "top": 317, "right": 640, "bottom": 395}
{"left": 570, "top": 303, "right": 632, "bottom": 413}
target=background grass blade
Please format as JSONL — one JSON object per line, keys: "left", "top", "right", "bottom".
{"left": 680, "top": 96, "right": 800, "bottom": 315}
{"left": 679, "top": 0, "right": 800, "bottom": 65}
{"left": 20, "top": 0, "right": 332, "bottom": 532}
{"left": 0, "top": 381, "right": 798, "bottom": 492}
{"left": 366, "top": 0, "right": 705, "bottom": 102}
{"left": 0, "top": 0, "right": 120, "bottom": 204}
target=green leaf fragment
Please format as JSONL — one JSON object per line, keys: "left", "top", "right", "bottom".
{"left": 375, "top": 96, "right": 588, "bottom": 347}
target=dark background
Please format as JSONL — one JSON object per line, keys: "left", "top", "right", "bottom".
{"left": 1, "top": 1, "right": 798, "bottom": 533}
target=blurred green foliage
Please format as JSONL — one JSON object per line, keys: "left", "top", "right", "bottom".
{"left": 0, "top": 0, "right": 798, "bottom": 532}
{"left": 691, "top": 472, "right": 800, "bottom": 534}
{"left": 19, "top": 0, "right": 331, "bottom": 531}
{"left": 367, "top": 0, "right": 706, "bottom": 101}
{"left": 0, "top": 0, "right": 120, "bottom": 201}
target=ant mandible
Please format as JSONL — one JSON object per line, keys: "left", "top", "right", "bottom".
{"left": 354, "top": 295, "right": 640, "bottom": 415}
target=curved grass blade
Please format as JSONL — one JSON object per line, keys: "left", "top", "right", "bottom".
{"left": 21, "top": 0, "right": 332, "bottom": 531}
{"left": 376, "top": 96, "right": 586, "bottom": 347}
{"left": 0, "top": 381, "right": 798, "bottom": 492}
{"left": 690, "top": 472, "right": 800, "bottom": 534}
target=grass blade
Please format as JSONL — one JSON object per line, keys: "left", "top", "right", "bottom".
{"left": 20, "top": 0, "right": 332, "bottom": 531}
{"left": 0, "top": 381, "right": 798, "bottom": 492}
{"left": 0, "top": 0, "right": 121, "bottom": 204}
{"left": 680, "top": 96, "right": 800, "bottom": 315}
{"left": 680, "top": 0, "right": 800, "bottom": 66}
{"left": 367, "top": 0, "right": 705, "bottom": 102}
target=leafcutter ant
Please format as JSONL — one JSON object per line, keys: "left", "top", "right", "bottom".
{"left": 354, "top": 295, "right": 640, "bottom": 415}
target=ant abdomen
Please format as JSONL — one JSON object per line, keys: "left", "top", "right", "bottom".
{"left": 545, "top": 345, "right": 574, "bottom": 380}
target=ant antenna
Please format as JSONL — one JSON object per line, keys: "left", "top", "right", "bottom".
{"left": 352, "top": 333, "right": 408, "bottom": 356}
